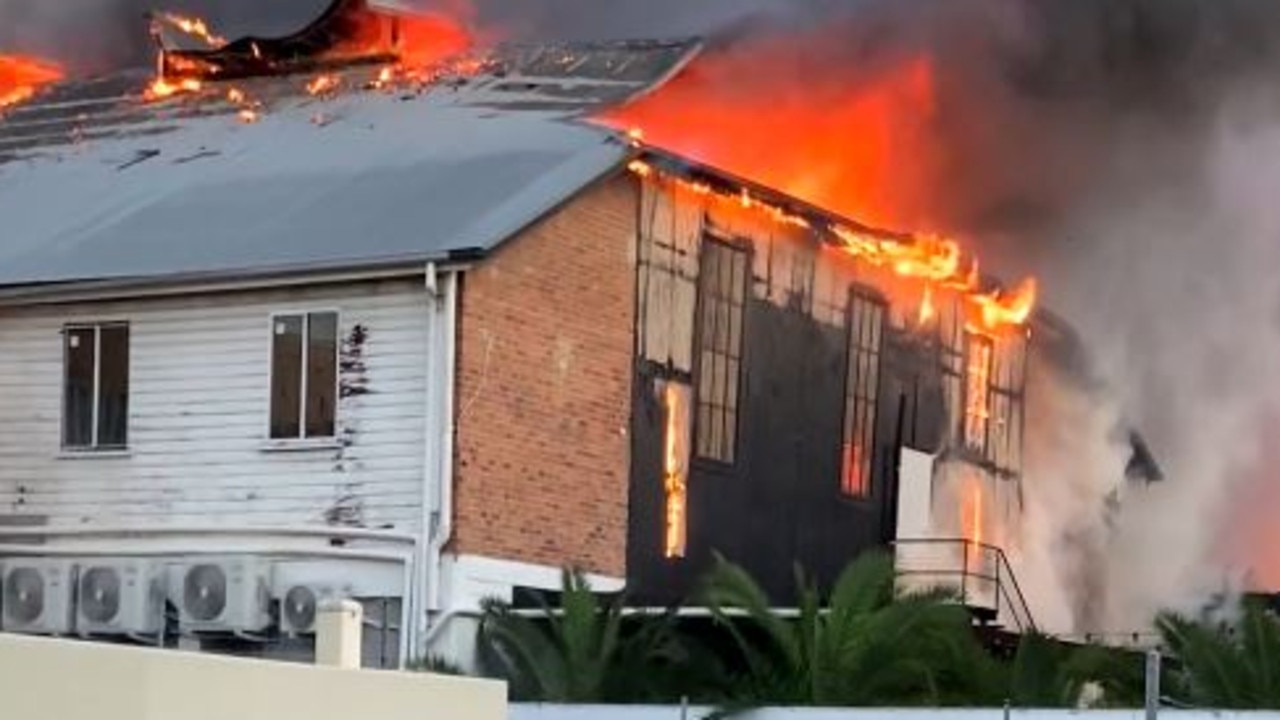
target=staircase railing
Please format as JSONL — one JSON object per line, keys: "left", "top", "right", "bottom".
{"left": 892, "top": 537, "right": 1037, "bottom": 634}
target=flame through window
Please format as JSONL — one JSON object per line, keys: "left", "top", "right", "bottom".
{"left": 841, "top": 289, "right": 886, "bottom": 498}
{"left": 662, "top": 382, "right": 691, "bottom": 559}
{"left": 963, "top": 334, "right": 994, "bottom": 454}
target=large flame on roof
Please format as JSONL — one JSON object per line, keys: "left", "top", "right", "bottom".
{"left": 627, "top": 158, "right": 1037, "bottom": 335}
{"left": 608, "top": 36, "right": 1038, "bottom": 333}
{"left": 346, "top": 10, "right": 472, "bottom": 69}
{"left": 0, "top": 54, "right": 64, "bottom": 111}
{"left": 605, "top": 39, "right": 938, "bottom": 231}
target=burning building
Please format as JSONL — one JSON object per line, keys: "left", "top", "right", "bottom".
{"left": 0, "top": 0, "right": 1158, "bottom": 666}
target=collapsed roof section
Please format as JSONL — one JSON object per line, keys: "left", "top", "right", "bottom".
{"left": 154, "top": 0, "right": 399, "bottom": 79}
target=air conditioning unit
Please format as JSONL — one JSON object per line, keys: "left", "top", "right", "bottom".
{"left": 1, "top": 560, "right": 76, "bottom": 634}
{"left": 76, "top": 560, "right": 164, "bottom": 636}
{"left": 277, "top": 584, "right": 336, "bottom": 635}
{"left": 168, "top": 558, "right": 272, "bottom": 634}
{"left": 272, "top": 563, "right": 354, "bottom": 636}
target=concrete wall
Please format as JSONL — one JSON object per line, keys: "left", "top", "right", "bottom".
{"left": 512, "top": 705, "right": 1280, "bottom": 720}
{"left": 0, "top": 633, "right": 506, "bottom": 720}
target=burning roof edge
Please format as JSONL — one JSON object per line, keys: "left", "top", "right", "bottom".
{"left": 636, "top": 146, "right": 909, "bottom": 242}
{"left": 631, "top": 145, "right": 1039, "bottom": 312}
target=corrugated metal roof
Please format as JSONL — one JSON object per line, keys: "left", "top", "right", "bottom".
{"left": 0, "top": 39, "right": 699, "bottom": 289}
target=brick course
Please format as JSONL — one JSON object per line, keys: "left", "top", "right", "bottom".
{"left": 452, "top": 174, "right": 637, "bottom": 577}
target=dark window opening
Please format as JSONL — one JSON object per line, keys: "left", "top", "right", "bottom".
{"left": 841, "top": 289, "right": 886, "bottom": 498}
{"left": 63, "top": 323, "right": 130, "bottom": 450}
{"left": 271, "top": 312, "right": 339, "bottom": 440}
{"left": 693, "top": 236, "right": 747, "bottom": 464}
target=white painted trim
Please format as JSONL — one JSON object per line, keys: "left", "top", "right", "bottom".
{"left": 0, "top": 525, "right": 417, "bottom": 544}
{"left": 413, "top": 264, "right": 440, "bottom": 658}
{"left": 56, "top": 450, "right": 134, "bottom": 461}
{"left": 258, "top": 438, "right": 344, "bottom": 453}
{"left": 431, "top": 271, "right": 460, "bottom": 612}
{"left": 0, "top": 544, "right": 411, "bottom": 564}
{"left": 0, "top": 263, "right": 475, "bottom": 308}
{"left": 408, "top": 267, "right": 462, "bottom": 660}
{"left": 440, "top": 554, "right": 627, "bottom": 613}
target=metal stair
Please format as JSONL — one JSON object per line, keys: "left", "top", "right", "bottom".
{"left": 892, "top": 537, "right": 1037, "bottom": 635}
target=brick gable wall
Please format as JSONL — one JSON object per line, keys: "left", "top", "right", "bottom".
{"left": 452, "top": 174, "right": 637, "bottom": 577}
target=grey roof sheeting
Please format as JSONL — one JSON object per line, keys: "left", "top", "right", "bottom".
{"left": 0, "top": 39, "right": 699, "bottom": 289}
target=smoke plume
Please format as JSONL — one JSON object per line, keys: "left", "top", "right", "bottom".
{"left": 5, "top": 0, "right": 1280, "bottom": 631}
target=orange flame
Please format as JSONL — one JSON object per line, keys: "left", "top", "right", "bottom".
{"left": 919, "top": 284, "right": 937, "bottom": 326}
{"left": 606, "top": 32, "right": 1042, "bottom": 334}
{"left": 306, "top": 74, "right": 341, "bottom": 96}
{"left": 372, "top": 65, "right": 397, "bottom": 90}
{"left": 603, "top": 42, "right": 938, "bottom": 230}
{"left": 328, "top": 9, "right": 472, "bottom": 71}
{"left": 0, "top": 54, "right": 64, "bottom": 111}
{"left": 143, "top": 77, "right": 202, "bottom": 101}
{"left": 964, "top": 337, "right": 993, "bottom": 449}
{"left": 628, "top": 159, "right": 1036, "bottom": 334}
{"left": 663, "top": 383, "right": 688, "bottom": 559}
{"left": 156, "top": 12, "right": 227, "bottom": 48}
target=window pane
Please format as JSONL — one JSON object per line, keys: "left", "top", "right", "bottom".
{"left": 306, "top": 313, "right": 338, "bottom": 438}
{"left": 694, "top": 238, "right": 748, "bottom": 464}
{"left": 964, "top": 335, "right": 994, "bottom": 453}
{"left": 63, "top": 328, "right": 95, "bottom": 448}
{"left": 841, "top": 291, "right": 885, "bottom": 498}
{"left": 716, "top": 297, "right": 731, "bottom": 352}
{"left": 97, "top": 325, "right": 129, "bottom": 448}
{"left": 696, "top": 402, "right": 713, "bottom": 459}
{"left": 732, "top": 252, "right": 747, "bottom": 303}
{"left": 271, "top": 315, "right": 304, "bottom": 439}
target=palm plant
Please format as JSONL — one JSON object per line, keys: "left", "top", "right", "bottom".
{"left": 703, "top": 550, "right": 990, "bottom": 709}
{"left": 1000, "top": 632, "right": 1145, "bottom": 708}
{"left": 1157, "top": 599, "right": 1280, "bottom": 708}
{"left": 477, "top": 567, "right": 696, "bottom": 703}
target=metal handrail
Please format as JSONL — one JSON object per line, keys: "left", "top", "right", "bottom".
{"left": 892, "top": 537, "right": 1037, "bottom": 634}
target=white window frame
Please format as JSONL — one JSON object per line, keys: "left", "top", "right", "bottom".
{"left": 61, "top": 321, "right": 130, "bottom": 452}
{"left": 266, "top": 310, "right": 342, "bottom": 443}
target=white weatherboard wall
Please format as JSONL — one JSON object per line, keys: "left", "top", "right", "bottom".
{"left": 0, "top": 278, "right": 429, "bottom": 530}
{"left": 512, "top": 705, "right": 1280, "bottom": 720}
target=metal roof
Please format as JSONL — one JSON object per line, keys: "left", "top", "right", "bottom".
{"left": 0, "top": 39, "right": 698, "bottom": 290}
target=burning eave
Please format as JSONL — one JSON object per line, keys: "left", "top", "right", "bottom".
{"left": 628, "top": 143, "right": 1040, "bottom": 335}
{"left": 636, "top": 145, "right": 908, "bottom": 243}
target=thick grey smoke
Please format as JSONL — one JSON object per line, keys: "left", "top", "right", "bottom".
{"left": 5, "top": 0, "right": 1280, "bottom": 631}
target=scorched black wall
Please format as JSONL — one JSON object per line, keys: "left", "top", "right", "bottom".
{"left": 627, "top": 294, "right": 947, "bottom": 605}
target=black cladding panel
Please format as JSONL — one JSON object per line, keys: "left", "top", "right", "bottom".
{"left": 627, "top": 297, "right": 945, "bottom": 604}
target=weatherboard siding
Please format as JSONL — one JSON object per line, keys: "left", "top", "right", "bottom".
{"left": 0, "top": 279, "right": 429, "bottom": 530}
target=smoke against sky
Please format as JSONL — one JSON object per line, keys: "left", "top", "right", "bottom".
{"left": 4, "top": 0, "right": 1280, "bottom": 629}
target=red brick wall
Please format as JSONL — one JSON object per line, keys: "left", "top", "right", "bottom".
{"left": 452, "top": 174, "right": 637, "bottom": 577}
